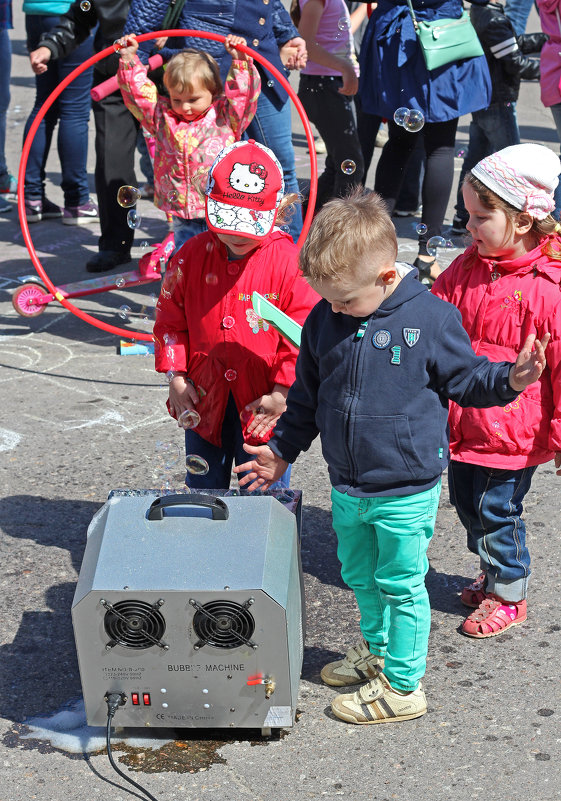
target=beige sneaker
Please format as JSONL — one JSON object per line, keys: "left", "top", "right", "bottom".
{"left": 331, "top": 672, "right": 427, "bottom": 725}
{"left": 320, "top": 639, "right": 384, "bottom": 686}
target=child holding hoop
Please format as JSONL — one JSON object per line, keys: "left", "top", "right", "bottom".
{"left": 117, "top": 33, "right": 260, "bottom": 251}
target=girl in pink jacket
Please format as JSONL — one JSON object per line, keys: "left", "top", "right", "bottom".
{"left": 432, "top": 143, "right": 561, "bottom": 639}
{"left": 116, "top": 33, "right": 260, "bottom": 251}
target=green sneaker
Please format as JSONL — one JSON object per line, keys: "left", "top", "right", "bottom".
{"left": 331, "top": 672, "right": 427, "bottom": 725}
{"left": 320, "top": 639, "right": 384, "bottom": 686}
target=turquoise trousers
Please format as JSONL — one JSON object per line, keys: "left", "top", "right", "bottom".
{"left": 331, "top": 482, "right": 441, "bottom": 692}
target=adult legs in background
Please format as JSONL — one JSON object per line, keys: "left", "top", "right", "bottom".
{"left": 448, "top": 461, "right": 537, "bottom": 602}
{"left": 185, "top": 394, "right": 291, "bottom": 490}
{"left": 0, "top": 26, "right": 13, "bottom": 195}
{"left": 247, "top": 92, "right": 303, "bottom": 242}
{"left": 89, "top": 83, "right": 139, "bottom": 270}
{"left": 548, "top": 103, "right": 561, "bottom": 220}
{"left": 394, "top": 138, "right": 425, "bottom": 215}
{"left": 298, "top": 75, "right": 364, "bottom": 212}
{"left": 355, "top": 97, "right": 382, "bottom": 181}
{"left": 24, "top": 15, "right": 93, "bottom": 208}
{"left": 172, "top": 216, "right": 206, "bottom": 253}
{"left": 504, "top": 0, "right": 535, "bottom": 36}
{"left": 454, "top": 103, "right": 521, "bottom": 228}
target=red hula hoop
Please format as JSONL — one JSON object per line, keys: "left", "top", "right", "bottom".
{"left": 18, "top": 29, "right": 318, "bottom": 341}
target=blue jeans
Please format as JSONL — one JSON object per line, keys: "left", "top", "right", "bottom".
{"left": 246, "top": 92, "right": 303, "bottom": 242}
{"left": 0, "top": 28, "right": 11, "bottom": 180}
{"left": 448, "top": 461, "right": 537, "bottom": 601}
{"left": 24, "top": 15, "right": 93, "bottom": 206}
{"left": 298, "top": 75, "right": 365, "bottom": 212}
{"left": 455, "top": 103, "right": 520, "bottom": 223}
{"left": 172, "top": 216, "right": 206, "bottom": 253}
{"left": 504, "top": 0, "right": 535, "bottom": 36}
{"left": 184, "top": 393, "right": 291, "bottom": 490}
{"left": 548, "top": 103, "right": 561, "bottom": 220}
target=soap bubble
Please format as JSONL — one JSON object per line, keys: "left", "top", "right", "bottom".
{"left": 156, "top": 440, "right": 180, "bottom": 469}
{"left": 341, "top": 159, "right": 357, "bottom": 175}
{"left": 403, "top": 109, "right": 425, "bottom": 133}
{"left": 118, "top": 305, "right": 131, "bottom": 320}
{"left": 205, "top": 273, "right": 218, "bottom": 285}
{"left": 167, "top": 189, "right": 179, "bottom": 203}
{"left": 186, "top": 454, "right": 210, "bottom": 475}
{"left": 427, "top": 235, "right": 447, "bottom": 257}
{"left": 140, "top": 240, "right": 149, "bottom": 250}
{"left": 393, "top": 107, "right": 409, "bottom": 126}
{"left": 127, "top": 209, "right": 142, "bottom": 229}
{"left": 445, "top": 239, "right": 455, "bottom": 249}
{"left": 178, "top": 409, "right": 201, "bottom": 430}
{"left": 267, "top": 80, "right": 274, "bottom": 88}
{"left": 80, "top": 0, "right": 91, "bottom": 10}
{"left": 113, "top": 40, "right": 122, "bottom": 53}
{"left": 455, "top": 148, "right": 466, "bottom": 158}
{"left": 115, "top": 275, "right": 126, "bottom": 288}
{"left": 117, "top": 185, "right": 141, "bottom": 208}
{"left": 337, "top": 16, "right": 350, "bottom": 30}
{"left": 415, "top": 223, "right": 428, "bottom": 235}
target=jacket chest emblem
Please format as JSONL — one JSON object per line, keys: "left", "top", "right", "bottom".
{"left": 403, "top": 327, "right": 420, "bottom": 347}
{"left": 372, "top": 329, "right": 391, "bottom": 349}
{"left": 246, "top": 308, "right": 269, "bottom": 334}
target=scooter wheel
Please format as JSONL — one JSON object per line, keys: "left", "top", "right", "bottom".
{"left": 12, "top": 283, "right": 48, "bottom": 317}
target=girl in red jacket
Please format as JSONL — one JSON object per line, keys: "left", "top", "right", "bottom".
{"left": 432, "top": 143, "right": 561, "bottom": 638}
{"left": 153, "top": 139, "right": 319, "bottom": 489}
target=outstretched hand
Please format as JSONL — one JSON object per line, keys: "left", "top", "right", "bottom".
{"left": 509, "top": 333, "right": 550, "bottom": 393}
{"left": 233, "top": 444, "right": 288, "bottom": 491}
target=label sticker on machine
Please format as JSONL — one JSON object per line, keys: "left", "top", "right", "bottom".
{"left": 263, "top": 706, "right": 292, "bottom": 727}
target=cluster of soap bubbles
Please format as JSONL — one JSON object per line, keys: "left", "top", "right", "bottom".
{"left": 116, "top": 185, "right": 143, "bottom": 229}
{"left": 427, "top": 235, "right": 454, "bottom": 256}
{"left": 80, "top": 0, "right": 91, "bottom": 10}
{"left": 115, "top": 296, "right": 157, "bottom": 325}
{"left": 393, "top": 107, "right": 425, "bottom": 133}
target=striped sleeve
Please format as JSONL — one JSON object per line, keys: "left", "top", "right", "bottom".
{"left": 490, "top": 36, "right": 519, "bottom": 59}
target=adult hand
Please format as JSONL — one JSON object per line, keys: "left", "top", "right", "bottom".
{"left": 233, "top": 444, "right": 288, "bottom": 491}
{"left": 29, "top": 46, "right": 52, "bottom": 75}
{"left": 508, "top": 333, "right": 550, "bottom": 393}
{"left": 281, "top": 36, "right": 307, "bottom": 69}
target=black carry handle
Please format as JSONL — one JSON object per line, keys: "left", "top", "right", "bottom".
{"left": 147, "top": 493, "right": 229, "bottom": 521}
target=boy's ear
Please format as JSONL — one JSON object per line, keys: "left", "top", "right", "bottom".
{"left": 381, "top": 268, "right": 397, "bottom": 284}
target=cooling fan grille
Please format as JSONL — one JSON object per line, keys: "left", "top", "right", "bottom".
{"left": 102, "top": 598, "right": 167, "bottom": 650}
{"left": 191, "top": 598, "right": 256, "bottom": 650}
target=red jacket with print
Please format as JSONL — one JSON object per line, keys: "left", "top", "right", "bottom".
{"left": 431, "top": 239, "right": 561, "bottom": 468}
{"left": 153, "top": 229, "right": 320, "bottom": 447}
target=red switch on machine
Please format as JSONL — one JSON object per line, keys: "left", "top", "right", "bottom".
{"left": 131, "top": 692, "right": 140, "bottom": 706}
{"left": 143, "top": 693, "right": 151, "bottom": 706}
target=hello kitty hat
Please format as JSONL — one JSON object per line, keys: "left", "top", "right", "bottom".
{"left": 205, "top": 139, "right": 285, "bottom": 240}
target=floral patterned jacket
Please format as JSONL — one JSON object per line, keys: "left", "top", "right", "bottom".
{"left": 117, "top": 56, "right": 260, "bottom": 219}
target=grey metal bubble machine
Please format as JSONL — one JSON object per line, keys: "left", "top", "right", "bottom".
{"left": 71, "top": 489, "right": 304, "bottom": 735}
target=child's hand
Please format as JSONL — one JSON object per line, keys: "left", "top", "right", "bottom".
{"left": 242, "top": 384, "right": 288, "bottom": 439}
{"left": 280, "top": 37, "right": 307, "bottom": 69}
{"left": 224, "top": 34, "right": 249, "bottom": 61}
{"left": 168, "top": 374, "right": 199, "bottom": 421}
{"left": 115, "top": 33, "right": 139, "bottom": 62}
{"left": 233, "top": 444, "right": 289, "bottom": 491}
{"left": 555, "top": 452, "right": 561, "bottom": 477}
{"left": 509, "top": 333, "right": 551, "bottom": 392}
{"left": 29, "top": 46, "right": 52, "bottom": 75}
{"left": 338, "top": 62, "right": 359, "bottom": 95}
{"left": 153, "top": 36, "right": 168, "bottom": 50}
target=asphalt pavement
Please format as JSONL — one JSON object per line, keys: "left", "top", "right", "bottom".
{"left": 1, "top": 6, "right": 560, "bottom": 801}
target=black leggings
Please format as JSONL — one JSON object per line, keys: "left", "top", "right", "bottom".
{"left": 375, "top": 118, "right": 459, "bottom": 256}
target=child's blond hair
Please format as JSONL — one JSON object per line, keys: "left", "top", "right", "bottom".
{"left": 163, "top": 49, "right": 223, "bottom": 98}
{"left": 464, "top": 173, "right": 561, "bottom": 261}
{"left": 299, "top": 188, "right": 398, "bottom": 286}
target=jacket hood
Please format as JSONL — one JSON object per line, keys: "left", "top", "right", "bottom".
{"left": 474, "top": 237, "right": 561, "bottom": 283}
{"left": 374, "top": 267, "right": 429, "bottom": 317}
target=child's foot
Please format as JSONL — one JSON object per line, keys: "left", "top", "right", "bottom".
{"left": 331, "top": 672, "right": 427, "bottom": 724}
{"left": 320, "top": 638, "right": 384, "bottom": 686}
{"left": 460, "top": 571, "right": 487, "bottom": 608}
{"left": 461, "top": 594, "right": 527, "bottom": 638}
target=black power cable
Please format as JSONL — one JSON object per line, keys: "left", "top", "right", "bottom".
{"left": 105, "top": 693, "right": 160, "bottom": 801}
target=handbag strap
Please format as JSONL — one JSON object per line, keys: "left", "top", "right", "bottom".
{"left": 405, "top": 0, "right": 420, "bottom": 32}
{"left": 161, "top": 0, "right": 188, "bottom": 31}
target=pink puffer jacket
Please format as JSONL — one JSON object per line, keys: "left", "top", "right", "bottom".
{"left": 432, "top": 239, "right": 561, "bottom": 468}
{"left": 537, "top": 0, "right": 561, "bottom": 106}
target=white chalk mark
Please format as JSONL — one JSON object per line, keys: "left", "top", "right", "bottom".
{"left": 0, "top": 428, "right": 22, "bottom": 452}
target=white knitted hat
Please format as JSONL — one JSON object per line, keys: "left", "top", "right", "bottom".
{"left": 471, "top": 143, "right": 560, "bottom": 220}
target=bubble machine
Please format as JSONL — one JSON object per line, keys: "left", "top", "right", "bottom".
{"left": 72, "top": 490, "right": 305, "bottom": 735}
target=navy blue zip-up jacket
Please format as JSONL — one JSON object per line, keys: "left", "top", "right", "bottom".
{"left": 269, "top": 269, "right": 519, "bottom": 497}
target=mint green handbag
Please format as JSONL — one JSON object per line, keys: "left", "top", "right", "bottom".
{"left": 405, "top": 0, "right": 484, "bottom": 71}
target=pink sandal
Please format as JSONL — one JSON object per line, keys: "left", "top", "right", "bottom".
{"left": 461, "top": 593, "right": 527, "bottom": 638}
{"left": 460, "top": 572, "right": 487, "bottom": 608}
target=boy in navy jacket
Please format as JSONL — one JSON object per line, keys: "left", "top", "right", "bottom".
{"left": 235, "top": 189, "right": 549, "bottom": 725}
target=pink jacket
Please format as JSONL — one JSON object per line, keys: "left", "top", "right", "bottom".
{"left": 537, "top": 0, "right": 561, "bottom": 106}
{"left": 118, "top": 56, "right": 260, "bottom": 219}
{"left": 431, "top": 240, "right": 561, "bottom": 468}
